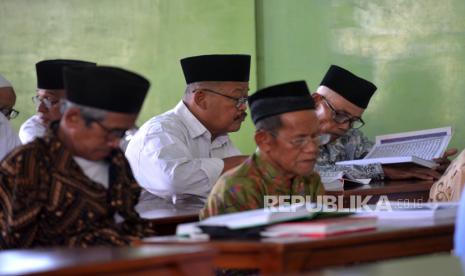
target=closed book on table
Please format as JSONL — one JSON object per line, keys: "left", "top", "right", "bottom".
{"left": 355, "top": 202, "right": 459, "bottom": 220}
{"left": 177, "top": 204, "right": 351, "bottom": 239}
{"left": 261, "top": 216, "right": 377, "bottom": 238}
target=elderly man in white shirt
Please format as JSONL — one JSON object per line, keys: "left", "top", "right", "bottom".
{"left": 0, "top": 74, "right": 21, "bottom": 160}
{"left": 126, "top": 54, "right": 250, "bottom": 211}
{"left": 19, "top": 59, "right": 96, "bottom": 144}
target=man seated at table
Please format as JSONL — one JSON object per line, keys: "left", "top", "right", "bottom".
{"left": 126, "top": 54, "right": 250, "bottom": 211}
{"left": 314, "top": 65, "right": 455, "bottom": 180}
{"left": 0, "top": 73, "right": 20, "bottom": 121}
{"left": 200, "top": 81, "right": 325, "bottom": 218}
{"left": 0, "top": 65, "right": 157, "bottom": 248}
{"left": 0, "top": 74, "right": 21, "bottom": 160}
{"left": 430, "top": 149, "right": 465, "bottom": 202}
{"left": 19, "top": 59, "right": 96, "bottom": 144}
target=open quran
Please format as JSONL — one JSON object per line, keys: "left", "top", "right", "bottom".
{"left": 336, "top": 127, "right": 452, "bottom": 168}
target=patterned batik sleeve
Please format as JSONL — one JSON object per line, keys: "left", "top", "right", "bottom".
{"left": 345, "top": 130, "right": 384, "bottom": 179}
{"left": 315, "top": 163, "right": 384, "bottom": 180}
{"left": 344, "top": 163, "right": 385, "bottom": 179}
{"left": 0, "top": 150, "right": 44, "bottom": 249}
{"left": 200, "top": 177, "right": 263, "bottom": 219}
{"left": 109, "top": 153, "right": 158, "bottom": 238}
{"left": 66, "top": 227, "right": 132, "bottom": 247}
{"left": 352, "top": 129, "right": 375, "bottom": 159}
{"left": 315, "top": 130, "right": 385, "bottom": 180}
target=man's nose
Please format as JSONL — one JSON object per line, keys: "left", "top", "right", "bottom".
{"left": 107, "top": 137, "right": 122, "bottom": 149}
{"left": 37, "top": 101, "right": 48, "bottom": 113}
{"left": 237, "top": 102, "right": 247, "bottom": 111}
{"left": 302, "top": 140, "right": 319, "bottom": 154}
{"left": 338, "top": 121, "right": 351, "bottom": 131}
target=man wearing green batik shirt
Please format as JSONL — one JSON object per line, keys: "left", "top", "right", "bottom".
{"left": 201, "top": 81, "right": 326, "bottom": 219}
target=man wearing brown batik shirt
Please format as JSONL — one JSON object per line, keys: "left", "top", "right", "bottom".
{"left": 0, "top": 65, "right": 156, "bottom": 248}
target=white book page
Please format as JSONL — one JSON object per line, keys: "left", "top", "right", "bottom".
{"left": 364, "top": 127, "right": 452, "bottom": 160}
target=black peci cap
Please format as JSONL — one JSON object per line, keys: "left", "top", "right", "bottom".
{"left": 320, "top": 65, "right": 377, "bottom": 109}
{"left": 63, "top": 65, "right": 150, "bottom": 114}
{"left": 249, "top": 80, "right": 315, "bottom": 124}
{"left": 180, "top": 54, "right": 250, "bottom": 84}
{"left": 36, "top": 59, "right": 96, "bottom": 90}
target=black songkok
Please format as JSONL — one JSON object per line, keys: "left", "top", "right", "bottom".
{"left": 36, "top": 59, "right": 96, "bottom": 90}
{"left": 180, "top": 54, "right": 250, "bottom": 84}
{"left": 63, "top": 66, "right": 150, "bottom": 114}
{"left": 320, "top": 65, "right": 377, "bottom": 108}
{"left": 249, "top": 80, "right": 315, "bottom": 124}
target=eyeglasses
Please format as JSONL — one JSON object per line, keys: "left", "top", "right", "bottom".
{"left": 0, "top": 107, "right": 19, "bottom": 120}
{"left": 271, "top": 132, "right": 331, "bottom": 148}
{"left": 321, "top": 96, "right": 365, "bottom": 129}
{"left": 92, "top": 120, "right": 128, "bottom": 140}
{"left": 196, "top": 88, "right": 248, "bottom": 109}
{"left": 32, "top": 95, "right": 60, "bottom": 109}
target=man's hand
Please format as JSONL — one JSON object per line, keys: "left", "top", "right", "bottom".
{"left": 222, "top": 155, "right": 248, "bottom": 173}
{"left": 433, "top": 148, "right": 458, "bottom": 173}
{"left": 383, "top": 165, "right": 442, "bottom": 181}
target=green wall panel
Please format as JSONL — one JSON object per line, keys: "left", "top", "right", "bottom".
{"left": 257, "top": 0, "right": 465, "bottom": 151}
{"left": 3, "top": 0, "right": 465, "bottom": 154}
{"left": 0, "top": 0, "right": 257, "bottom": 153}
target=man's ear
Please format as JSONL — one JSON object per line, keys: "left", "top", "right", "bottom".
{"left": 312, "top": 93, "right": 325, "bottom": 114}
{"left": 62, "top": 108, "right": 83, "bottom": 129}
{"left": 255, "top": 130, "right": 274, "bottom": 153}
{"left": 193, "top": 90, "right": 208, "bottom": 110}
{"left": 312, "top": 92, "right": 323, "bottom": 103}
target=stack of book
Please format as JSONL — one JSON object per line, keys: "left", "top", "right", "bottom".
{"left": 261, "top": 216, "right": 377, "bottom": 238}
{"left": 176, "top": 204, "right": 370, "bottom": 239}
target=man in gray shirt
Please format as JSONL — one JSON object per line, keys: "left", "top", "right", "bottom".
{"left": 314, "top": 65, "right": 455, "bottom": 180}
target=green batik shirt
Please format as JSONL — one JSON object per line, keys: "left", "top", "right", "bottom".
{"left": 200, "top": 150, "right": 324, "bottom": 219}
{"left": 316, "top": 129, "right": 385, "bottom": 180}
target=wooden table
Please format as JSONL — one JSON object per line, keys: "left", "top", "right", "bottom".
{"left": 325, "top": 180, "right": 434, "bottom": 208}
{"left": 141, "top": 208, "right": 200, "bottom": 236}
{"left": 310, "top": 253, "right": 464, "bottom": 276}
{"left": 144, "top": 217, "right": 455, "bottom": 274}
{"left": 0, "top": 245, "right": 215, "bottom": 275}
{"left": 139, "top": 180, "right": 433, "bottom": 234}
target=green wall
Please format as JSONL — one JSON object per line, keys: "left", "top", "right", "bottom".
{"left": 0, "top": 0, "right": 257, "bottom": 153}
{"left": 2, "top": 0, "right": 465, "bottom": 153}
{"left": 257, "top": 0, "right": 465, "bottom": 151}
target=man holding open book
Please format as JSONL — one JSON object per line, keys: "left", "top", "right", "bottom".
{"left": 314, "top": 65, "right": 456, "bottom": 181}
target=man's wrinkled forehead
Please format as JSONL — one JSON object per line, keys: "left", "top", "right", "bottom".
{"left": 37, "top": 88, "right": 66, "bottom": 98}
{"left": 194, "top": 81, "right": 249, "bottom": 93}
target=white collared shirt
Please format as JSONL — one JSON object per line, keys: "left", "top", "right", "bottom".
{"left": 72, "top": 156, "right": 127, "bottom": 223}
{"left": 0, "top": 112, "right": 21, "bottom": 160}
{"left": 126, "top": 101, "right": 241, "bottom": 207}
{"left": 19, "top": 115, "right": 46, "bottom": 144}
{"left": 73, "top": 156, "right": 110, "bottom": 189}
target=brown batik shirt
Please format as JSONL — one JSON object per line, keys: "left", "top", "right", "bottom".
{"left": 0, "top": 133, "right": 157, "bottom": 248}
